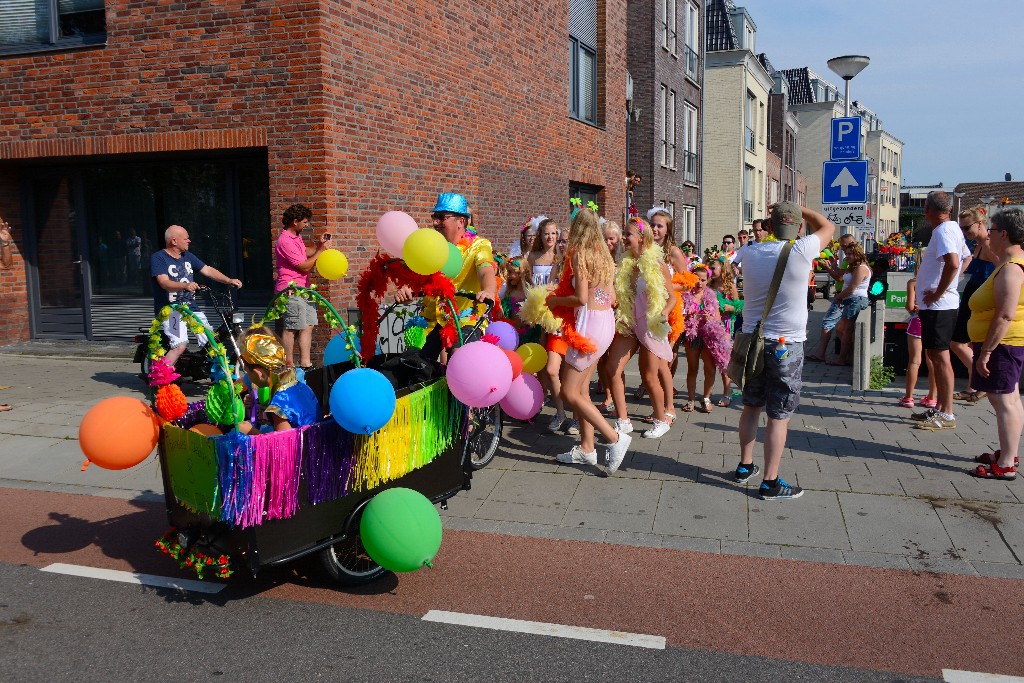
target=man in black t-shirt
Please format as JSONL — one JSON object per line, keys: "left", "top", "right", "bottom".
{"left": 151, "top": 225, "right": 242, "bottom": 370}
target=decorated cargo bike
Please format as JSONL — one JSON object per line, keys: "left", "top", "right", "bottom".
{"left": 145, "top": 280, "right": 489, "bottom": 586}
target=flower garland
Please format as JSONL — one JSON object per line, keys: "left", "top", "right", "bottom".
{"left": 356, "top": 253, "right": 458, "bottom": 360}
{"left": 258, "top": 284, "right": 359, "bottom": 365}
{"left": 615, "top": 245, "right": 671, "bottom": 340}
{"left": 155, "top": 529, "right": 233, "bottom": 580}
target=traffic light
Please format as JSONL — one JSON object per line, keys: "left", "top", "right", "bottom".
{"left": 867, "top": 255, "right": 889, "bottom": 304}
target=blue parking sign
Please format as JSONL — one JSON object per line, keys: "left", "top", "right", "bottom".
{"left": 822, "top": 160, "right": 868, "bottom": 204}
{"left": 830, "top": 117, "right": 861, "bottom": 160}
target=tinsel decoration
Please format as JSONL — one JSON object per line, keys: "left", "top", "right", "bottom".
{"left": 173, "top": 400, "right": 208, "bottom": 430}
{"left": 216, "top": 431, "right": 254, "bottom": 527}
{"left": 304, "top": 421, "right": 357, "bottom": 505}
{"left": 148, "top": 357, "right": 181, "bottom": 387}
{"left": 155, "top": 384, "right": 188, "bottom": 422}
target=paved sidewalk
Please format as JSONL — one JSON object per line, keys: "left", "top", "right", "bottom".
{"left": 1, "top": 309, "right": 1020, "bottom": 580}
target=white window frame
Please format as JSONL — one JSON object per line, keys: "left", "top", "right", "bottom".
{"left": 680, "top": 205, "right": 696, "bottom": 244}
{"left": 661, "top": 0, "right": 677, "bottom": 55}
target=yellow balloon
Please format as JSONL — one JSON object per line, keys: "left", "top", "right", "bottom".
{"left": 403, "top": 228, "right": 449, "bottom": 275}
{"left": 316, "top": 249, "right": 348, "bottom": 280}
{"left": 515, "top": 342, "right": 547, "bottom": 374}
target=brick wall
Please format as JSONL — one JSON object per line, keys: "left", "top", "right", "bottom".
{"left": 0, "top": 166, "right": 29, "bottom": 343}
{"left": 0, "top": 0, "right": 626, "bottom": 347}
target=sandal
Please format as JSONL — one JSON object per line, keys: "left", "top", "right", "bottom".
{"left": 699, "top": 397, "right": 713, "bottom": 413}
{"left": 952, "top": 391, "right": 972, "bottom": 400}
{"left": 975, "top": 450, "right": 1020, "bottom": 466}
{"left": 963, "top": 391, "right": 987, "bottom": 403}
{"left": 0, "top": 404, "right": 11, "bottom": 412}
{"left": 682, "top": 400, "right": 695, "bottom": 413}
{"left": 632, "top": 385, "right": 646, "bottom": 400}
{"left": 599, "top": 400, "right": 615, "bottom": 414}
{"left": 716, "top": 396, "right": 731, "bottom": 407}
{"left": 665, "top": 411, "right": 676, "bottom": 425}
{"left": 972, "top": 462, "right": 1017, "bottom": 480}
{"left": 640, "top": 414, "right": 656, "bottom": 424}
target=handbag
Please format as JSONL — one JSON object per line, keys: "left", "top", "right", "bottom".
{"left": 727, "top": 241, "right": 793, "bottom": 390}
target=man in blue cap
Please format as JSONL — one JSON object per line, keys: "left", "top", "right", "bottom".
{"left": 398, "top": 192, "right": 498, "bottom": 359}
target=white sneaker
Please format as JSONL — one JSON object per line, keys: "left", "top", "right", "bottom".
{"left": 643, "top": 419, "right": 671, "bottom": 439}
{"left": 548, "top": 412, "right": 567, "bottom": 432}
{"left": 614, "top": 418, "right": 634, "bottom": 434}
{"left": 556, "top": 445, "right": 597, "bottom": 465}
{"left": 566, "top": 419, "right": 580, "bottom": 436}
{"left": 605, "top": 432, "right": 632, "bottom": 474}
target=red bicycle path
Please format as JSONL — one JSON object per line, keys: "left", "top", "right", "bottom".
{"left": 3, "top": 487, "right": 1022, "bottom": 679}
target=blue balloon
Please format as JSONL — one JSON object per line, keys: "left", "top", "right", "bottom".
{"left": 329, "top": 368, "right": 396, "bottom": 434}
{"left": 324, "top": 334, "right": 361, "bottom": 366}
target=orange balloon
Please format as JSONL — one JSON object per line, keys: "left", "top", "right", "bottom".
{"left": 79, "top": 397, "right": 161, "bottom": 470}
{"left": 189, "top": 423, "right": 224, "bottom": 437}
{"left": 502, "top": 348, "right": 523, "bottom": 380}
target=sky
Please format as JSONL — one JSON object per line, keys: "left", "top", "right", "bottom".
{"left": 737, "top": 0, "right": 1023, "bottom": 190}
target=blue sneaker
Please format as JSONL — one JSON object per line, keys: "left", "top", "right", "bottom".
{"left": 734, "top": 463, "right": 759, "bottom": 484}
{"left": 759, "top": 478, "right": 803, "bottom": 500}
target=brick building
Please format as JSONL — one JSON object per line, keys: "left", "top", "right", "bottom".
{"left": 758, "top": 54, "right": 807, "bottom": 211}
{"left": 0, "top": 0, "right": 626, "bottom": 344}
{"left": 625, "top": 0, "right": 703, "bottom": 244}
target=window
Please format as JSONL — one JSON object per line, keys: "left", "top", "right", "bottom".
{"left": 757, "top": 169, "right": 764, "bottom": 211}
{"left": 682, "top": 103, "right": 698, "bottom": 184}
{"left": 684, "top": 2, "right": 699, "bottom": 80}
{"left": 660, "top": 86, "right": 676, "bottom": 169}
{"left": 680, "top": 205, "right": 696, "bottom": 243}
{"left": 743, "top": 164, "right": 754, "bottom": 223}
{"left": 759, "top": 102, "right": 765, "bottom": 144}
{"left": 744, "top": 91, "right": 756, "bottom": 152}
{"left": 770, "top": 179, "right": 779, "bottom": 205}
{"left": 661, "top": 0, "right": 676, "bottom": 55}
{"left": 0, "top": 0, "right": 106, "bottom": 56}
{"left": 569, "top": 0, "right": 598, "bottom": 124}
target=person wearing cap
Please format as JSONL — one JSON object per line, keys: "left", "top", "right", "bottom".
{"left": 237, "top": 329, "right": 321, "bottom": 433}
{"left": 398, "top": 193, "right": 498, "bottom": 359}
{"left": 734, "top": 202, "right": 835, "bottom": 500}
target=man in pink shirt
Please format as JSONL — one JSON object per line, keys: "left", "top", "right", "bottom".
{"left": 275, "top": 204, "right": 332, "bottom": 368}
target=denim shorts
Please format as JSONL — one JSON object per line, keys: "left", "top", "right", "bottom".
{"left": 742, "top": 340, "right": 804, "bottom": 420}
{"left": 821, "top": 296, "right": 869, "bottom": 332}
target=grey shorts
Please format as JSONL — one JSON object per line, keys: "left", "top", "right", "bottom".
{"left": 742, "top": 340, "right": 804, "bottom": 420}
{"left": 281, "top": 295, "right": 317, "bottom": 330}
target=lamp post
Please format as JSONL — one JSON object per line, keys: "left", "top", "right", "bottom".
{"left": 981, "top": 195, "right": 996, "bottom": 218}
{"left": 953, "top": 191, "right": 965, "bottom": 217}
{"left": 827, "top": 55, "right": 871, "bottom": 117}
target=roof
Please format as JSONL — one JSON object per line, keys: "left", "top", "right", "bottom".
{"left": 706, "top": 0, "right": 739, "bottom": 51}
{"left": 779, "top": 67, "right": 814, "bottom": 105}
{"left": 953, "top": 181, "right": 1024, "bottom": 210}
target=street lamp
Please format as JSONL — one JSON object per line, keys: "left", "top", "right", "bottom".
{"left": 827, "top": 55, "right": 870, "bottom": 117}
{"left": 953, "top": 191, "right": 965, "bottom": 216}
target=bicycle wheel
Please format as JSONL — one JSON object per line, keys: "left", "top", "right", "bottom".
{"left": 466, "top": 404, "right": 502, "bottom": 470}
{"left": 319, "top": 531, "right": 387, "bottom": 586}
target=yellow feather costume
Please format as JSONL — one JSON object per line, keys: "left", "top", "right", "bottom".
{"left": 615, "top": 245, "right": 671, "bottom": 340}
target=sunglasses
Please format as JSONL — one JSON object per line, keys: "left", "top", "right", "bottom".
{"left": 431, "top": 213, "right": 461, "bottom": 221}
{"left": 723, "top": 240, "right": 734, "bottom": 245}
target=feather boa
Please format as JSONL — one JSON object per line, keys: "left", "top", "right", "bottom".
{"left": 668, "top": 270, "right": 698, "bottom": 344}
{"left": 615, "top": 246, "right": 671, "bottom": 340}
{"left": 356, "top": 253, "right": 457, "bottom": 361}
{"left": 517, "top": 251, "right": 597, "bottom": 354}
{"left": 682, "top": 286, "right": 733, "bottom": 370}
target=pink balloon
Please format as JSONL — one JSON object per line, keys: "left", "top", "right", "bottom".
{"left": 499, "top": 373, "right": 543, "bottom": 420}
{"left": 446, "top": 341, "right": 513, "bottom": 408}
{"left": 376, "top": 211, "right": 419, "bottom": 257}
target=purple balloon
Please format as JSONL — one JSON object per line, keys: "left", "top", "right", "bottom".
{"left": 487, "top": 321, "right": 519, "bottom": 351}
{"left": 376, "top": 211, "right": 418, "bottom": 257}
{"left": 446, "top": 341, "right": 513, "bottom": 408}
{"left": 499, "top": 373, "right": 543, "bottom": 420}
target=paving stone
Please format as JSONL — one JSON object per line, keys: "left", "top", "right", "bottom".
{"left": 794, "top": 471, "right": 849, "bottom": 492}
{"left": 927, "top": 499, "right": 1018, "bottom": 564}
{"left": 846, "top": 474, "right": 905, "bottom": 495}
{"left": 899, "top": 478, "right": 962, "bottom": 500}
{"left": 839, "top": 492, "right": 955, "bottom": 557}
{"left": 567, "top": 477, "right": 662, "bottom": 516}
{"left": 951, "top": 477, "right": 1021, "bottom": 504}
{"left": 721, "top": 540, "right": 782, "bottom": 558}
{"left": 475, "top": 500, "right": 568, "bottom": 526}
{"left": 971, "top": 561, "right": 1024, "bottom": 580}
{"left": 438, "top": 495, "right": 484, "bottom": 518}
{"left": 604, "top": 530, "right": 664, "bottom": 548}
{"left": 779, "top": 546, "right": 846, "bottom": 564}
{"left": 842, "top": 551, "right": 912, "bottom": 570}
{"left": 486, "top": 470, "right": 580, "bottom": 507}
{"left": 647, "top": 460, "right": 700, "bottom": 483}
{"left": 441, "top": 517, "right": 502, "bottom": 534}
{"left": 816, "top": 459, "right": 871, "bottom": 476}
{"left": 659, "top": 535, "right": 722, "bottom": 554}
{"left": 749, "top": 490, "right": 850, "bottom": 550}
{"left": 906, "top": 556, "right": 979, "bottom": 576}
{"left": 653, "top": 481, "right": 749, "bottom": 541}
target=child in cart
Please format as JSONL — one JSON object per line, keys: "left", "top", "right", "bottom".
{"left": 237, "top": 329, "right": 321, "bottom": 433}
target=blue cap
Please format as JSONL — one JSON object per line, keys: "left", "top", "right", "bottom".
{"left": 433, "top": 192, "right": 470, "bottom": 217}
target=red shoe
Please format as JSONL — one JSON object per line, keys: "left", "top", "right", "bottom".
{"left": 975, "top": 450, "right": 1019, "bottom": 466}
{"left": 898, "top": 396, "right": 915, "bottom": 408}
{"left": 972, "top": 462, "right": 1017, "bottom": 480}
{"left": 920, "top": 398, "right": 938, "bottom": 409}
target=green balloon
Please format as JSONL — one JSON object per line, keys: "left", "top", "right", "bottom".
{"left": 359, "top": 487, "right": 442, "bottom": 573}
{"left": 821, "top": 249, "right": 833, "bottom": 259}
{"left": 441, "top": 242, "right": 463, "bottom": 279}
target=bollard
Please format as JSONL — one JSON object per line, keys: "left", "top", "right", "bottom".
{"left": 853, "top": 315, "right": 871, "bottom": 392}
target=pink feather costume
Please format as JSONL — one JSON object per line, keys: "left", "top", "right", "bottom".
{"left": 682, "top": 286, "right": 732, "bottom": 371}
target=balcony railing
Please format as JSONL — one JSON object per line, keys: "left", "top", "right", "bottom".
{"left": 684, "top": 44, "right": 699, "bottom": 82}
{"left": 744, "top": 126, "right": 755, "bottom": 152}
{"left": 743, "top": 200, "right": 753, "bottom": 223}
{"left": 683, "top": 151, "right": 698, "bottom": 184}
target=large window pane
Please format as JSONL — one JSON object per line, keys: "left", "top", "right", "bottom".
{"left": 0, "top": 0, "right": 50, "bottom": 46}
{"left": 237, "top": 160, "right": 273, "bottom": 295}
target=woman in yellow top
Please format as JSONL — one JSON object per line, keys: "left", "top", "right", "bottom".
{"left": 967, "top": 208, "right": 1024, "bottom": 480}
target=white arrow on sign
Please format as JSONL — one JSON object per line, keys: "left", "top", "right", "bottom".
{"left": 831, "top": 167, "right": 860, "bottom": 198}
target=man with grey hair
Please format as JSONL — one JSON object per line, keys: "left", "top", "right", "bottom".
{"left": 734, "top": 202, "right": 836, "bottom": 500}
{"left": 151, "top": 225, "right": 242, "bottom": 370}
{"left": 910, "top": 191, "right": 966, "bottom": 430}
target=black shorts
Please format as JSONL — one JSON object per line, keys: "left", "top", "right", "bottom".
{"left": 951, "top": 281, "right": 981, "bottom": 344}
{"left": 919, "top": 309, "right": 958, "bottom": 351}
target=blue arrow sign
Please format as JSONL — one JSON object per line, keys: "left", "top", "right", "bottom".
{"left": 830, "top": 116, "right": 862, "bottom": 160}
{"left": 822, "top": 160, "right": 869, "bottom": 204}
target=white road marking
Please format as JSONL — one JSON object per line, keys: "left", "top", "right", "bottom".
{"left": 422, "top": 609, "right": 665, "bottom": 649}
{"left": 944, "top": 671, "right": 1024, "bottom": 682}
{"left": 40, "top": 563, "right": 225, "bottom": 594}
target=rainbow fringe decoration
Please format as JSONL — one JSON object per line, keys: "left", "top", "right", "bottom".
{"left": 304, "top": 422, "right": 357, "bottom": 505}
